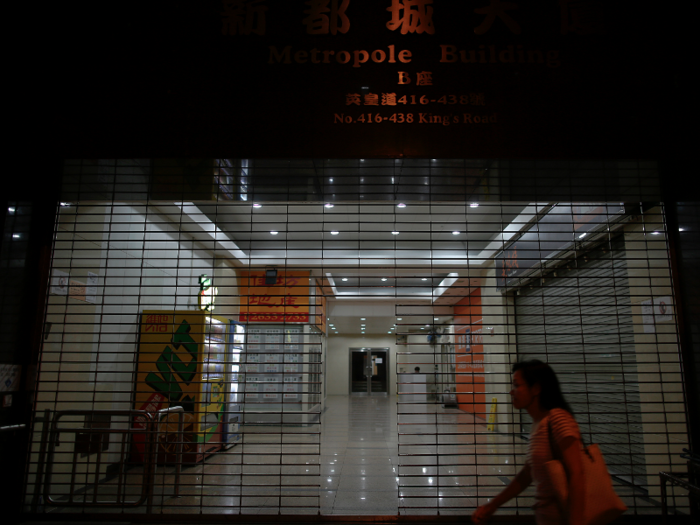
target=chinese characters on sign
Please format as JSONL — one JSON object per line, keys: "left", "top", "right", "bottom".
{"left": 303, "top": 0, "right": 351, "bottom": 35}
{"left": 239, "top": 271, "right": 311, "bottom": 323}
{"left": 221, "top": 0, "right": 268, "bottom": 35}
{"left": 221, "top": 0, "right": 598, "bottom": 37}
{"left": 386, "top": 0, "right": 435, "bottom": 35}
{"left": 346, "top": 93, "right": 485, "bottom": 106}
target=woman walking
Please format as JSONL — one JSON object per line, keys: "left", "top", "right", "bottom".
{"left": 472, "top": 360, "right": 585, "bottom": 525}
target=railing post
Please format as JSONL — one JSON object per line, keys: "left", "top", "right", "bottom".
{"left": 31, "top": 408, "right": 51, "bottom": 512}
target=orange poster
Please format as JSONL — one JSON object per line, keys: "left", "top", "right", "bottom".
{"left": 454, "top": 288, "right": 486, "bottom": 419}
{"left": 314, "top": 285, "right": 326, "bottom": 333}
{"left": 238, "top": 271, "right": 310, "bottom": 323}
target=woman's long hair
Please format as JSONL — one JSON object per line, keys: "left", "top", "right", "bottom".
{"left": 512, "top": 359, "right": 573, "bottom": 414}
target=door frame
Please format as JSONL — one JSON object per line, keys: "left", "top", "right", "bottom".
{"left": 348, "top": 347, "right": 390, "bottom": 396}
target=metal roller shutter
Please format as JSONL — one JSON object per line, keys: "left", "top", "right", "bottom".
{"left": 515, "top": 237, "right": 646, "bottom": 487}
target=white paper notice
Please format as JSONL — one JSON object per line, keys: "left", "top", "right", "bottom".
{"left": 86, "top": 272, "right": 98, "bottom": 304}
{"left": 51, "top": 270, "right": 69, "bottom": 296}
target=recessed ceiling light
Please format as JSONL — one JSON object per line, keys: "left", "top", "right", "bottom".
{"left": 361, "top": 318, "right": 366, "bottom": 320}
{"left": 8, "top": 207, "right": 15, "bottom": 213}
{"left": 420, "top": 327, "right": 425, "bottom": 330}
{"left": 329, "top": 178, "right": 334, "bottom": 183}
{"left": 253, "top": 203, "right": 262, "bottom": 208}
{"left": 422, "top": 278, "right": 428, "bottom": 281}
{"left": 330, "top": 231, "right": 339, "bottom": 235}
{"left": 325, "top": 203, "right": 334, "bottom": 208}
{"left": 397, "top": 203, "right": 407, "bottom": 208}
{"left": 381, "top": 278, "right": 387, "bottom": 281}
{"left": 342, "top": 278, "right": 348, "bottom": 281}
{"left": 651, "top": 231, "right": 661, "bottom": 235}
{"left": 470, "top": 203, "right": 479, "bottom": 208}
{"left": 391, "top": 231, "right": 399, "bottom": 235}
{"left": 387, "top": 331, "right": 391, "bottom": 334}
{"left": 60, "top": 202, "right": 70, "bottom": 207}
{"left": 270, "top": 231, "right": 278, "bottom": 235}
{"left": 452, "top": 231, "right": 460, "bottom": 235}
{"left": 434, "top": 318, "right": 439, "bottom": 321}
{"left": 578, "top": 232, "right": 587, "bottom": 239}
{"left": 397, "top": 318, "right": 402, "bottom": 321}
{"left": 13, "top": 234, "right": 20, "bottom": 239}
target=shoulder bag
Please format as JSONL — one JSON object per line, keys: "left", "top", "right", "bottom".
{"left": 545, "top": 415, "right": 627, "bottom": 525}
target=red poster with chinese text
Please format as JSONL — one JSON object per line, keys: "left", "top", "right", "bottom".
{"left": 454, "top": 289, "right": 486, "bottom": 419}
{"left": 238, "top": 271, "right": 310, "bottom": 323}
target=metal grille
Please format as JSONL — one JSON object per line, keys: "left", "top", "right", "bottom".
{"left": 21, "top": 159, "right": 691, "bottom": 519}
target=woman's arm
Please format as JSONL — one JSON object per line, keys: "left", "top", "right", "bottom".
{"left": 559, "top": 436, "right": 585, "bottom": 525}
{"left": 471, "top": 464, "right": 532, "bottom": 524}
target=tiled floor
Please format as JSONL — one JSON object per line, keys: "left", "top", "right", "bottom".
{"left": 44, "top": 395, "right": 664, "bottom": 518}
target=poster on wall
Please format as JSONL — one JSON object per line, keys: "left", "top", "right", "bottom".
{"left": 454, "top": 289, "right": 485, "bottom": 418}
{"left": 238, "top": 271, "right": 311, "bottom": 323}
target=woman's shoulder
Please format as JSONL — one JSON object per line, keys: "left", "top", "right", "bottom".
{"left": 547, "top": 408, "right": 580, "bottom": 438}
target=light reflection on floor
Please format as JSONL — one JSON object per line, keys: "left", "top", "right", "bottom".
{"left": 46, "top": 395, "right": 659, "bottom": 517}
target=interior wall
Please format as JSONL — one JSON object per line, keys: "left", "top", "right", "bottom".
{"left": 624, "top": 206, "right": 687, "bottom": 497}
{"left": 36, "top": 204, "right": 238, "bottom": 490}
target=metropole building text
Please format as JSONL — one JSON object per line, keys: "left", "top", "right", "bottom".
{"left": 3, "top": 2, "right": 698, "bottom": 523}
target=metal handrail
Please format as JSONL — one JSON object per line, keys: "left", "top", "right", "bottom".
{"left": 42, "top": 409, "right": 157, "bottom": 509}
{"left": 154, "top": 406, "right": 185, "bottom": 499}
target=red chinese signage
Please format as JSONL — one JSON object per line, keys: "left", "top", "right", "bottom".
{"left": 238, "top": 271, "right": 311, "bottom": 323}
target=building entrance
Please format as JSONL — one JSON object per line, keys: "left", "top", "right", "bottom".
{"left": 349, "top": 348, "right": 389, "bottom": 395}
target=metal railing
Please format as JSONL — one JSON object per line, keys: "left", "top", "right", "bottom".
{"left": 35, "top": 406, "right": 184, "bottom": 512}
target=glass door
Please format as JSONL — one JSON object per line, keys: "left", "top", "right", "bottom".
{"left": 349, "top": 348, "right": 389, "bottom": 395}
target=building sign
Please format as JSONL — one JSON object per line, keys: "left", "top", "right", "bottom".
{"left": 238, "top": 271, "right": 311, "bottom": 323}
{"left": 51, "top": 1, "right": 666, "bottom": 158}
{"left": 454, "top": 288, "right": 485, "bottom": 418}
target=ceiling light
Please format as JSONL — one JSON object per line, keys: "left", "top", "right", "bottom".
{"left": 422, "top": 278, "right": 428, "bottom": 281}
{"left": 420, "top": 327, "right": 425, "bottom": 330}
{"left": 325, "top": 203, "right": 334, "bottom": 208}
{"left": 397, "top": 203, "right": 406, "bottom": 208}
{"left": 391, "top": 231, "right": 399, "bottom": 235}
{"left": 470, "top": 202, "right": 479, "bottom": 208}
{"left": 679, "top": 227, "right": 685, "bottom": 232}
{"left": 270, "top": 231, "right": 278, "bottom": 235}
{"left": 578, "top": 232, "right": 587, "bottom": 239}
{"left": 387, "top": 331, "right": 391, "bottom": 334}
{"left": 13, "top": 234, "right": 20, "bottom": 239}
{"left": 342, "top": 278, "right": 348, "bottom": 281}
{"left": 60, "top": 202, "right": 70, "bottom": 207}
{"left": 8, "top": 207, "right": 15, "bottom": 213}
{"left": 452, "top": 231, "right": 460, "bottom": 235}
{"left": 361, "top": 318, "right": 366, "bottom": 320}
{"left": 381, "top": 278, "right": 387, "bottom": 281}
{"left": 397, "top": 318, "right": 402, "bottom": 321}
{"left": 329, "top": 178, "right": 334, "bottom": 183}
{"left": 651, "top": 231, "right": 661, "bottom": 235}
{"left": 253, "top": 203, "right": 262, "bottom": 208}
{"left": 330, "top": 231, "right": 339, "bottom": 235}
{"left": 434, "top": 318, "right": 439, "bottom": 321}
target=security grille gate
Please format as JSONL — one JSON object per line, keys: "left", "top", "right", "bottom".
{"left": 514, "top": 238, "right": 645, "bottom": 485}
{"left": 19, "top": 159, "right": 691, "bottom": 519}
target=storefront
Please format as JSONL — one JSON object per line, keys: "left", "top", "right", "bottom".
{"left": 3, "top": 1, "right": 697, "bottom": 522}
